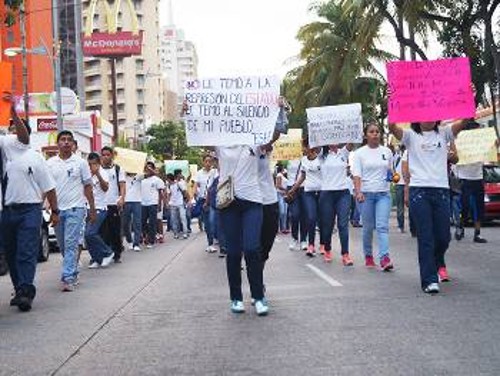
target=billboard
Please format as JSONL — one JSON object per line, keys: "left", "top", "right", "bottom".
{"left": 82, "top": 0, "right": 142, "bottom": 57}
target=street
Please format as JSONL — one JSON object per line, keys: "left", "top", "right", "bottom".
{"left": 1, "top": 216, "right": 499, "bottom": 376}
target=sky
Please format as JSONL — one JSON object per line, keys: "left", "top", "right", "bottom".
{"left": 158, "top": 0, "right": 317, "bottom": 78}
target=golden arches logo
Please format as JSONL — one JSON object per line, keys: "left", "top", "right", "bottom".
{"left": 84, "top": 0, "right": 139, "bottom": 37}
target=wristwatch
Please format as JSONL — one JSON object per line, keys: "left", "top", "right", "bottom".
{"left": 52, "top": 208, "right": 60, "bottom": 215}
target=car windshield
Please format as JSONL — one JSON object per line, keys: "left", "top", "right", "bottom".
{"left": 484, "top": 165, "right": 500, "bottom": 183}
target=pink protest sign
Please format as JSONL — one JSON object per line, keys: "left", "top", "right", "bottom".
{"left": 387, "top": 57, "right": 475, "bottom": 123}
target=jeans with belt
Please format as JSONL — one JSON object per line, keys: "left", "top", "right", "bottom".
{"left": 220, "top": 198, "right": 264, "bottom": 301}
{"left": 54, "top": 207, "right": 86, "bottom": 284}
{"left": 409, "top": 187, "right": 451, "bottom": 289}
{"left": 2, "top": 203, "right": 42, "bottom": 294}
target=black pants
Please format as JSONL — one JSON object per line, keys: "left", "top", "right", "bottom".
{"left": 460, "top": 179, "right": 484, "bottom": 225}
{"left": 101, "top": 205, "right": 123, "bottom": 260}
{"left": 261, "top": 203, "right": 279, "bottom": 263}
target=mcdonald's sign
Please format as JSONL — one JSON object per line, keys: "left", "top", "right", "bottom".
{"left": 82, "top": 0, "right": 143, "bottom": 57}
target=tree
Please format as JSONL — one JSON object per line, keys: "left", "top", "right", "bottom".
{"left": 284, "top": 1, "right": 394, "bottom": 130}
{"left": 145, "top": 121, "right": 202, "bottom": 165}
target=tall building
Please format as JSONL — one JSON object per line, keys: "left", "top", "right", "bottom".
{"left": 81, "top": 0, "right": 164, "bottom": 139}
{"left": 0, "top": 0, "right": 54, "bottom": 96}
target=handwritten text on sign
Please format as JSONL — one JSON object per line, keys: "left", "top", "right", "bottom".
{"left": 184, "top": 76, "right": 280, "bottom": 146}
{"left": 307, "top": 103, "right": 363, "bottom": 148}
{"left": 387, "top": 57, "right": 475, "bottom": 123}
{"left": 455, "top": 127, "right": 498, "bottom": 165}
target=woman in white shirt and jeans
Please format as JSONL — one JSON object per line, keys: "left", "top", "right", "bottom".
{"left": 352, "top": 124, "right": 394, "bottom": 271}
{"left": 390, "top": 120, "right": 466, "bottom": 293}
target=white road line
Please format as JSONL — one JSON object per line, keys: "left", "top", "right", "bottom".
{"left": 306, "top": 264, "right": 343, "bottom": 287}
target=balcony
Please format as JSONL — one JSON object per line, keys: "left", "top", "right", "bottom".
{"left": 86, "top": 97, "right": 103, "bottom": 107}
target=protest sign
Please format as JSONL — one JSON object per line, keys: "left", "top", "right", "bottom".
{"left": 306, "top": 103, "right": 363, "bottom": 148}
{"left": 114, "top": 147, "right": 147, "bottom": 174}
{"left": 387, "top": 57, "right": 475, "bottom": 123}
{"left": 455, "top": 127, "right": 498, "bottom": 165}
{"left": 184, "top": 76, "right": 281, "bottom": 146}
{"left": 165, "top": 160, "right": 190, "bottom": 177}
{"left": 0, "top": 62, "right": 13, "bottom": 127}
{"left": 272, "top": 128, "right": 303, "bottom": 161}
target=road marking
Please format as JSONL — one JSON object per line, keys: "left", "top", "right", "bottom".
{"left": 306, "top": 264, "right": 343, "bottom": 287}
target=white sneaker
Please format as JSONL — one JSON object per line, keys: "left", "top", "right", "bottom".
{"left": 182, "top": 233, "right": 189, "bottom": 239}
{"left": 146, "top": 244, "right": 153, "bottom": 249}
{"left": 230, "top": 300, "right": 245, "bottom": 313}
{"left": 424, "top": 283, "right": 440, "bottom": 294}
{"left": 254, "top": 299, "right": 269, "bottom": 316}
{"left": 101, "top": 253, "right": 114, "bottom": 268}
{"left": 206, "top": 245, "right": 217, "bottom": 253}
{"left": 133, "top": 245, "right": 141, "bottom": 252}
{"left": 300, "top": 242, "right": 308, "bottom": 251}
{"left": 127, "top": 243, "right": 134, "bottom": 251}
{"left": 289, "top": 240, "right": 299, "bottom": 251}
{"left": 88, "top": 261, "right": 100, "bottom": 269}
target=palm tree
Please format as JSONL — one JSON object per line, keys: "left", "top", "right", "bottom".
{"left": 285, "top": 1, "right": 394, "bottom": 127}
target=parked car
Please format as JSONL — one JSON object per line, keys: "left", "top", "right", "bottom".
{"left": 484, "top": 164, "right": 500, "bottom": 221}
{"left": 39, "top": 209, "right": 58, "bottom": 262}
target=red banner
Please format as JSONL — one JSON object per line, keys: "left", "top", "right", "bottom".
{"left": 82, "top": 31, "right": 143, "bottom": 57}
{"left": 37, "top": 118, "right": 58, "bottom": 132}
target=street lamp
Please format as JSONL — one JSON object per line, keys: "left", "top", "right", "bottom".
{"left": 3, "top": 43, "right": 63, "bottom": 131}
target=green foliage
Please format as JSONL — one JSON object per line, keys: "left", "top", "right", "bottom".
{"left": 145, "top": 120, "right": 202, "bottom": 165}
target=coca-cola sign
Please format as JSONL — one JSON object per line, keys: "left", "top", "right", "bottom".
{"left": 37, "top": 118, "right": 58, "bottom": 132}
{"left": 82, "top": 31, "right": 143, "bottom": 57}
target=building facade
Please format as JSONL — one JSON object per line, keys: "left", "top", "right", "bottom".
{"left": 82, "top": 0, "right": 164, "bottom": 140}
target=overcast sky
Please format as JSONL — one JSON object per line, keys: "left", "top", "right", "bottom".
{"left": 158, "top": 0, "right": 446, "bottom": 79}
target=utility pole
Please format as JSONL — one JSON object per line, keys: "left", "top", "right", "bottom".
{"left": 51, "top": 0, "right": 63, "bottom": 130}
{"left": 73, "top": 0, "right": 85, "bottom": 111}
{"left": 110, "top": 58, "right": 118, "bottom": 145}
{"left": 20, "top": 2, "right": 29, "bottom": 121}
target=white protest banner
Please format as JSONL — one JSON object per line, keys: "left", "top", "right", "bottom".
{"left": 184, "top": 76, "right": 281, "bottom": 146}
{"left": 165, "top": 160, "right": 190, "bottom": 177}
{"left": 455, "top": 127, "right": 498, "bottom": 165}
{"left": 306, "top": 103, "right": 363, "bottom": 148}
{"left": 114, "top": 147, "right": 148, "bottom": 174}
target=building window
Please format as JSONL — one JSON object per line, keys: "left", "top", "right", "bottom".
{"left": 137, "top": 104, "right": 145, "bottom": 115}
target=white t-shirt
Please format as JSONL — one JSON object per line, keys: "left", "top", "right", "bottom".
{"left": 102, "top": 164, "right": 126, "bottom": 206}
{"left": 456, "top": 162, "right": 483, "bottom": 181}
{"left": 47, "top": 154, "right": 92, "bottom": 210}
{"left": 286, "top": 159, "right": 303, "bottom": 187}
{"left": 394, "top": 150, "right": 408, "bottom": 186}
{"left": 194, "top": 168, "right": 216, "bottom": 198}
{"left": 352, "top": 145, "right": 392, "bottom": 193}
{"left": 125, "top": 174, "right": 144, "bottom": 203}
{"left": 321, "top": 147, "right": 350, "bottom": 191}
{"left": 300, "top": 156, "right": 323, "bottom": 192}
{"left": 4, "top": 148, "right": 55, "bottom": 206}
{"left": 91, "top": 167, "right": 110, "bottom": 210}
{"left": 216, "top": 146, "right": 262, "bottom": 203}
{"left": 276, "top": 172, "right": 288, "bottom": 190}
{"left": 168, "top": 180, "right": 187, "bottom": 206}
{"left": 141, "top": 175, "right": 165, "bottom": 206}
{"left": 258, "top": 154, "right": 278, "bottom": 205}
{"left": 401, "top": 126, "right": 454, "bottom": 188}
{"left": 0, "top": 135, "right": 31, "bottom": 211}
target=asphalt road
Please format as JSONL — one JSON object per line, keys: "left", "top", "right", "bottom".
{"left": 1, "top": 217, "right": 499, "bottom": 376}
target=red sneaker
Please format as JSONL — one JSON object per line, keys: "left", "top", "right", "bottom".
{"left": 438, "top": 267, "right": 450, "bottom": 282}
{"left": 319, "top": 245, "right": 326, "bottom": 255}
{"left": 342, "top": 253, "right": 353, "bottom": 266}
{"left": 365, "top": 255, "right": 376, "bottom": 267}
{"left": 380, "top": 255, "right": 394, "bottom": 271}
{"left": 323, "top": 250, "right": 332, "bottom": 263}
{"left": 306, "top": 245, "right": 315, "bottom": 257}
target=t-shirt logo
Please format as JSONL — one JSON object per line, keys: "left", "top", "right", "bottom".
{"left": 67, "top": 167, "right": 74, "bottom": 177}
{"left": 382, "top": 154, "right": 387, "bottom": 160}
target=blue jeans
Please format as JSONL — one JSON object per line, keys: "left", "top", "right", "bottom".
{"left": 170, "top": 205, "right": 188, "bottom": 236}
{"left": 350, "top": 194, "right": 361, "bottom": 224}
{"left": 410, "top": 187, "right": 451, "bottom": 289}
{"left": 220, "top": 198, "right": 264, "bottom": 301}
{"left": 123, "top": 202, "right": 142, "bottom": 246}
{"left": 395, "top": 185, "right": 405, "bottom": 230}
{"left": 2, "top": 204, "right": 42, "bottom": 291}
{"left": 55, "top": 207, "right": 86, "bottom": 283}
{"left": 319, "top": 190, "right": 350, "bottom": 253}
{"left": 213, "top": 207, "right": 227, "bottom": 250}
{"left": 277, "top": 193, "right": 288, "bottom": 232}
{"left": 451, "top": 193, "right": 461, "bottom": 227}
{"left": 289, "top": 188, "right": 307, "bottom": 242}
{"left": 203, "top": 206, "right": 214, "bottom": 245}
{"left": 85, "top": 209, "right": 112, "bottom": 263}
{"left": 361, "top": 192, "right": 391, "bottom": 260}
{"left": 303, "top": 191, "right": 321, "bottom": 246}
{"left": 142, "top": 205, "right": 157, "bottom": 245}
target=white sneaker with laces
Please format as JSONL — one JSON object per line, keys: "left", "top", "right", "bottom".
{"left": 133, "top": 245, "right": 141, "bottom": 252}
{"left": 254, "top": 299, "right": 269, "bottom": 316}
{"left": 230, "top": 300, "right": 245, "bottom": 313}
{"left": 424, "top": 283, "right": 440, "bottom": 294}
{"left": 289, "top": 240, "right": 299, "bottom": 251}
{"left": 101, "top": 253, "right": 115, "bottom": 268}
{"left": 88, "top": 261, "right": 100, "bottom": 269}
